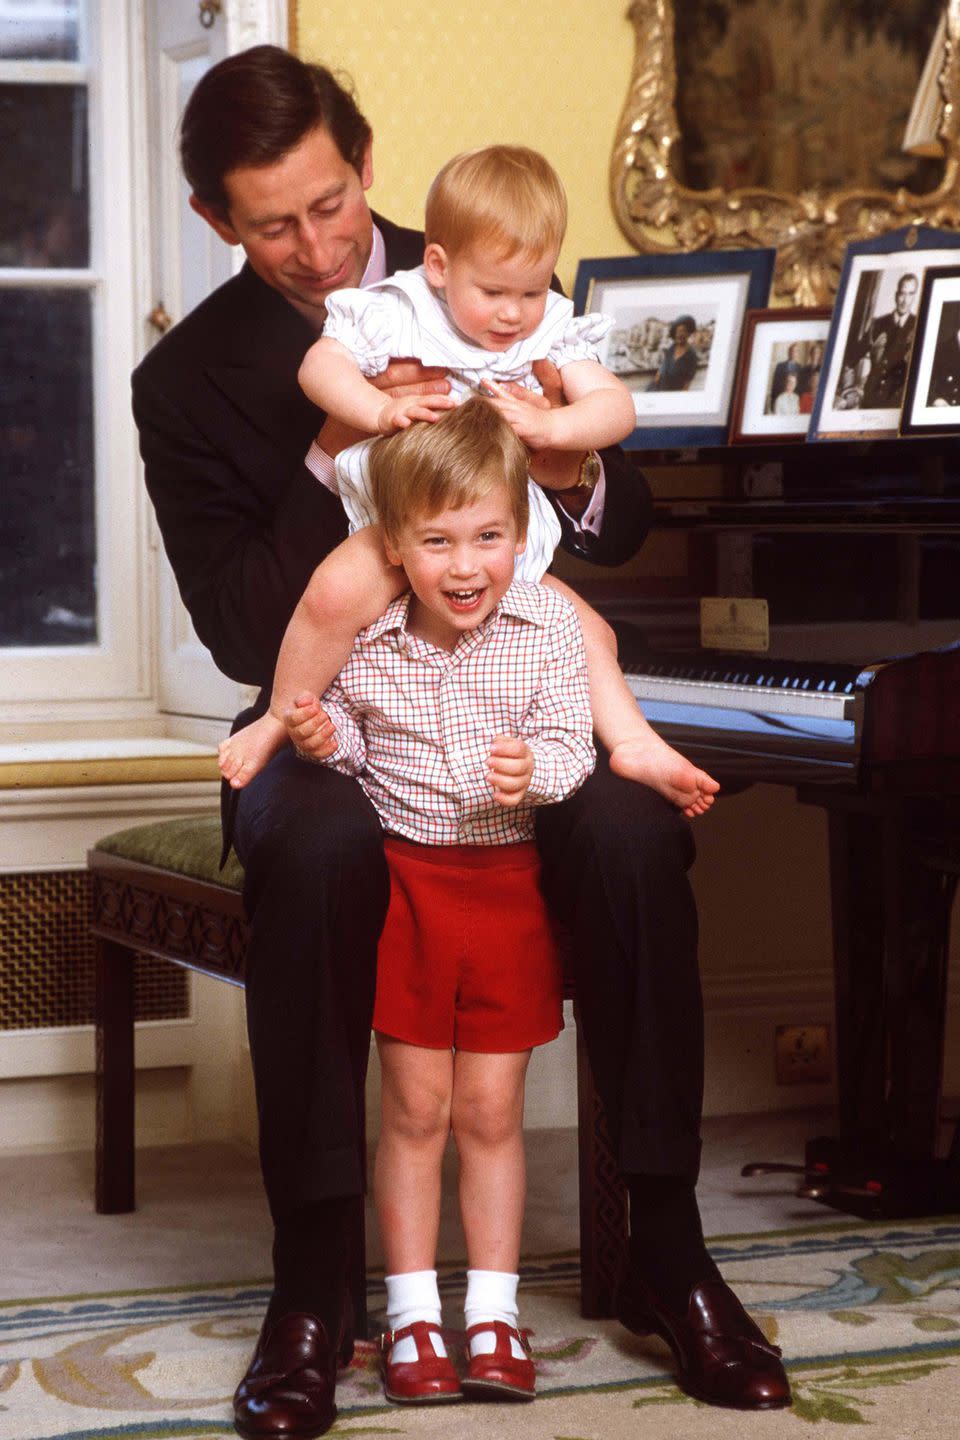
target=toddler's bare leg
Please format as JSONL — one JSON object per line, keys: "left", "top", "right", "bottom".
{"left": 542, "top": 575, "right": 720, "bottom": 818}
{"left": 218, "top": 527, "right": 405, "bottom": 788}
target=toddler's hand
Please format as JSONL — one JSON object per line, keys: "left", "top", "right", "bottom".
{"left": 376, "top": 392, "right": 456, "bottom": 434}
{"left": 480, "top": 380, "right": 557, "bottom": 450}
{"left": 487, "top": 734, "right": 535, "bottom": 807}
{"left": 285, "top": 691, "right": 338, "bottom": 762}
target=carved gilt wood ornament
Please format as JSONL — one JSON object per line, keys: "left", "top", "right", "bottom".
{"left": 611, "top": 0, "right": 960, "bottom": 305}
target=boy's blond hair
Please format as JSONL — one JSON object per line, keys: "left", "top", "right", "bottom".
{"left": 369, "top": 397, "right": 530, "bottom": 542}
{"left": 424, "top": 145, "right": 567, "bottom": 262}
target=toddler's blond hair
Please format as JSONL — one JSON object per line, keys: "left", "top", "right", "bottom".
{"left": 425, "top": 144, "right": 567, "bottom": 262}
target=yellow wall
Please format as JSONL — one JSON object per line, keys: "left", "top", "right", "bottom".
{"left": 295, "top": 1, "right": 636, "bottom": 296}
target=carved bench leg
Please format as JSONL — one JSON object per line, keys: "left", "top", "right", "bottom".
{"left": 575, "top": 1007, "right": 628, "bottom": 1318}
{"left": 95, "top": 936, "right": 135, "bottom": 1213}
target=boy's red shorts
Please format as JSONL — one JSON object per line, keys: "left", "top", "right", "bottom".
{"left": 374, "top": 836, "right": 563, "bottom": 1053}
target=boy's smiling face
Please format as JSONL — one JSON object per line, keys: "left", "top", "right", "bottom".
{"left": 384, "top": 482, "right": 526, "bottom": 651}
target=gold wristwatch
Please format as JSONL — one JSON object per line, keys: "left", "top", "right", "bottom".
{"left": 556, "top": 451, "right": 601, "bottom": 496}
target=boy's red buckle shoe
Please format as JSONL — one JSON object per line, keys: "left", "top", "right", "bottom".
{"left": 462, "top": 1320, "right": 536, "bottom": 1400}
{"left": 379, "top": 1321, "right": 462, "bottom": 1404}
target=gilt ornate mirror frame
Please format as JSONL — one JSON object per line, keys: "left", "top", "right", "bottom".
{"left": 611, "top": 0, "right": 960, "bottom": 305}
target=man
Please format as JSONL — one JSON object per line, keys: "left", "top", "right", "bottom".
{"left": 927, "top": 300, "right": 960, "bottom": 407}
{"left": 133, "top": 45, "right": 790, "bottom": 1439}
{"left": 860, "top": 271, "right": 919, "bottom": 409}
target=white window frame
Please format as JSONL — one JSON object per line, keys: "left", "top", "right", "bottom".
{"left": 0, "top": 1, "right": 149, "bottom": 725}
{"left": 0, "top": 0, "right": 287, "bottom": 739}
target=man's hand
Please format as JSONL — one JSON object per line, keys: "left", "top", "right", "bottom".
{"left": 372, "top": 357, "right": 452, "bottom": 399}
{"left": 284, "top": 691, "right": 338, "bottom": 761}
{"left": 487, "top": 735, "right": 535, "bottom": 807}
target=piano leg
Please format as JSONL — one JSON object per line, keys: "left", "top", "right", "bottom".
{"left": 762, "top": 788, "right": 959, "bottom": 1218}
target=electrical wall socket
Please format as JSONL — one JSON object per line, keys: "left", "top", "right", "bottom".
{"left": 774, "top": 1024, "right": 831, "bottom": 1085}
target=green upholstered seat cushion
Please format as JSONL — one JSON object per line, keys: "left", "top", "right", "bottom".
{"left": 92, "top": 814, "right": 244, "bottom": 891}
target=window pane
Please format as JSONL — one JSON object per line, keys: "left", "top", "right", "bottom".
{"left": 0, "top": 288, "right": 96, "bottom": 646}
{"left": 0, "top": 84, "right": 88, "bottom": 267}
{"left": 0, "top": 0, "right": 80, "bottom": 60}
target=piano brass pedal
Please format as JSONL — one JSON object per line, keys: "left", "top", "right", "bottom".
{"left": 741, "top": 1162, "right": 810, "bottom": 1178}
{"left": 798, "top": 1181, "right": 883, "bottom": 1202}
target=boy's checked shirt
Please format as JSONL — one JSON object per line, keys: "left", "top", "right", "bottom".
{"left": 315, "top": 580, "right": 596, "bottom": 845}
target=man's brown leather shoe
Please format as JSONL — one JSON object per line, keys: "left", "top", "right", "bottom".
{"left": 619, "top": 1277, "right": 791, "bottom": 1410}
{"left": 233, "top": 1312, "right": 337, "bottom": 1439}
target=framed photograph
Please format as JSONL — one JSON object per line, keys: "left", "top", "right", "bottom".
{"left": 809, "top": 225, "right": 960, "bottom": 441}
{"left": 729, "top": 307, "right": 832, "bottom": 442}
{"left": 901, "top": 265, "right": 960, "bottom": 434}
{"left": 573, "top": 248, "right": 776, "bottom": 448}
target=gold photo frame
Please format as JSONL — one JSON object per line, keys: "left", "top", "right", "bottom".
{"left": 611, "top": 0, "right": 960, "bottom": 306}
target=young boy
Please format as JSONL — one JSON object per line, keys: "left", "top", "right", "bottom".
{"left": 301, "top": 397, "right": 594, "bottom": 1404}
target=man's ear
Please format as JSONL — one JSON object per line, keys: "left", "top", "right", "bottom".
{"left": 423, "top": 243, "right": 448, "bottom": 288}
{"left": 188, "top": 193, "right": 241, "bottom": 246}
{"left": 359, "top": 138, "right": 374, "bottom": 191}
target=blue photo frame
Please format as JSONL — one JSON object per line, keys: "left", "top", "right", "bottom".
{"left": 808, "top": 224, "right": 960, "bottom": 442}
{"left": 573, "top": 248, "right": 775, "bottom": 449}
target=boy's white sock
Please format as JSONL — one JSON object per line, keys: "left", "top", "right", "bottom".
{"left": 384, "top": 1269, "right": 446, "bottom": 1362}
{"left": 464, "top": 1269, "right": 526, "bottom": 1359}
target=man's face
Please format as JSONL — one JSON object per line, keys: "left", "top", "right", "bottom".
{"left": 895, "top": 276, "right": 918, "bottom": 317}
{"left": 192, "top": 124, "right": 374, "bottom": 327}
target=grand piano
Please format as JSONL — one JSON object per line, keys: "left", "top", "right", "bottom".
{"left": 591, "top": 437, "right": 960, "bottom": 1218}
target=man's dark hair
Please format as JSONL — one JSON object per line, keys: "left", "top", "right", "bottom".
{"left": 180, "top": 45, "right": 372, "bottom": 214}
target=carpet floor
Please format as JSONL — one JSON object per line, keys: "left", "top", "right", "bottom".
{"left": 4, "top": 1118, "right": 960, "bottom": 1438}
{"left": 4, "top": 1216, "right": 960, "bottom": 1437}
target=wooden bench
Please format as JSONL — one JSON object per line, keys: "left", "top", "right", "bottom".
{"left": 89, "top": 814, "right": 629, "bottom": 1332}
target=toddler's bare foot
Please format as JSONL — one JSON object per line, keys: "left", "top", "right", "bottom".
{"left": 609, "top": 737, "right": 719, "bottom": 818}
{"left": 218, "top": 711, "right": 287, "bottom": 789}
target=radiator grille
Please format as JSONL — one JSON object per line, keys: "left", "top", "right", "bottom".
{"left": 0, "top": 870, "right": 189, "bottom": 1030}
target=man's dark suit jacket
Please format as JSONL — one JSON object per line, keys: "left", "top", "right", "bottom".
{"left": 861, "top": 311, "right": 917, "bottom": 409}
{"left": 132, "top": 213, "right": 652, "bottom": 704}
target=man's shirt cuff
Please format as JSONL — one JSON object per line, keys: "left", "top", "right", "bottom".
{"left": 556, "top": 460, "right": 606, "bottom": 539}
{"left": 305, "top": 441, "right": 339, "bottom": 494}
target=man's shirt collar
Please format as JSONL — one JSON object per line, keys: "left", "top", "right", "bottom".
{"left": 361, "top": 224, "right": 387, "bottom": 288}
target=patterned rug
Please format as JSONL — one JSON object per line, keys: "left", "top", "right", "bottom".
{"left": 3, "top": 1216, "right": 960, "bottom": 1439}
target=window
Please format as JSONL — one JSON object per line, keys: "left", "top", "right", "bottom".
{"left": 0, "top": 0, "right": 146, "bottom": 715}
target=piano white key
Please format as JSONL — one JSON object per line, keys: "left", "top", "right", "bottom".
{"left": 623, "top": 670, "right": 856, "bottom": 719}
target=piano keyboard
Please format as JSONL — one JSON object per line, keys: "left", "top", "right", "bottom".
{"left": 620, "top": 652, "right": 874, "bottom": 784}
